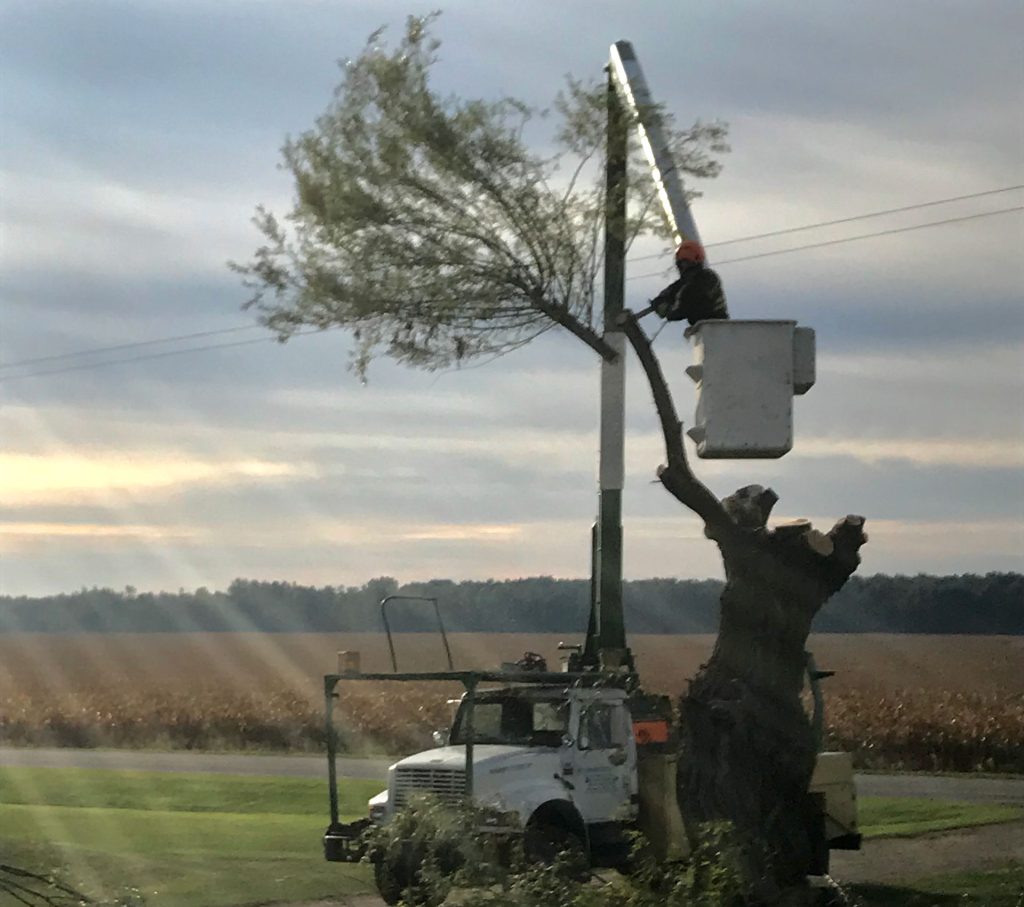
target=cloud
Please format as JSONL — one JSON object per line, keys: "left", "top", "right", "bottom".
{"left": 1, "top": 0, "right": 1020, "bottom": 595}
{"left": 3, "top": 508, "right": 1020, "bottom": 597}
{"left": 794, "top": 438, "right": 1022, "bottom": 470}
{"left": 0, "top": 168, "right": 281, "bottom": 280}
{"left": 0, "top": 521, "right": 198, "bottom": 551}
{"left": 0, "top": 451, "right": 311, "bottom": 506}
{"left": 398, "top": 524, "right": 524, "bottom": 542}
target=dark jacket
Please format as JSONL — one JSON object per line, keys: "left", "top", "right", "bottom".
{"left": 652, "top": 266, "right": 729, "bottom": 325}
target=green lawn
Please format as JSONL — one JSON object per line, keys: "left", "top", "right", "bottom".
{"left": 0, "top": 767, "right": 381, "bottom": 906}
{"left": 1, "top": 767, "right": 1021, "bottom": 906}
{"left": 851, "top": 863, "right": 1024, "bottom": 906}
{"left": 858, "top": 795, "right": 1024, "bottom": 838}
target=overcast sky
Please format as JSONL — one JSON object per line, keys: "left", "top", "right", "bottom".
{"left": 1, "top": 0, "right": 1022, "bottom": 597}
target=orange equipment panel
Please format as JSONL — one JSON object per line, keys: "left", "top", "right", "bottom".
{"left": 633, "top": 719, "right": 669, "bottom": 745}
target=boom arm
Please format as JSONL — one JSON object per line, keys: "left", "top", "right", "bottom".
{"left": 609, "top": 41, "right": 703, "bottom": 251}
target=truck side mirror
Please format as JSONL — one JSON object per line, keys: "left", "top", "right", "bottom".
{"left": 432, "top": 728, "right": 450, "bottom": 747}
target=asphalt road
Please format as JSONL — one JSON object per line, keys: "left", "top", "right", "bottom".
{"left": 0, "top": 746, "right": 392, "bottom": 781}
{"left": 1, "top": 747, "right": 1022, "bottom": 805}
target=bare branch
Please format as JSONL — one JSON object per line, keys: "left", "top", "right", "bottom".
{"left": 617, "top": 310, "right": 732, "bottom": 534}
{"left": 534, "top": 295, "right": 617, "bottom": 361}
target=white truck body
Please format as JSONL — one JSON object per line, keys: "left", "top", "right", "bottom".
{"left": 370, "top": 686, "right": 639, "bottom": 842}
{"left": 361, "top": 682, "right": 859, "bottom": 867}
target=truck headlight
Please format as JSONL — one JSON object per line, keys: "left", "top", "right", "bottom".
{"left": 368, "top": 789, "right": 389, "bottom": 824}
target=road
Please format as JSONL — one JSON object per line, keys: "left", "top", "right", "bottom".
{"left": 2, "top": 746, "right": 1022, "bottom": 804}
{"left": 0, "top": 746, "right": 391, "bottom": 780}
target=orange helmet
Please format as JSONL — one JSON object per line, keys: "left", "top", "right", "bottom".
{"left": 675, "top": 240, "right": 706, "bottom": 264}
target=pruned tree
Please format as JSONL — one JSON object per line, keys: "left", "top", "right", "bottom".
{"left": 234, "top": 14, "right": 865, "bottom": 905}
{"left": 620, "top": 312, "right": 867, "bottom": 900}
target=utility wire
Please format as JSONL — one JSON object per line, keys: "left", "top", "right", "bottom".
{"left": 626, "top": 205, "right": 1024, "bottom": 281}
{"left": 7, "top": 186, "right": 1019, "bottom": 373}
{"left": 628, "top": 184, "right": 1024, "bottom": 263}
{"left": 0, "top": 327, "right": 339, "bottom": 382}
{"left": 6, "top": 185, "right": 1021, "bottom": 374}
{"left": 0, "top": 324, "right": 262, "bottom": 371}
{"left": 3, "top": 202, "right": 1021, "bottom": 382}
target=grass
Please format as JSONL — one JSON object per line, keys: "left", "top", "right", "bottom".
{"left": 859, "top": 796, "right": 1024, "bottom": 838}
{"left": 1, "top": 768, "right": 1021, "bottom": 906}
{"left": 0, "top": 765, "right": 374, "bottom": 815}
{"left": 0, "top": 767, "right": 382, "bottom": 906}
{"left": 850, "top": 863, "right": 1024, "bottom": 906}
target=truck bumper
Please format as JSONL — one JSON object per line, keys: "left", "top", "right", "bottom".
{"left": 323, "top": 819, "right": 371, "bottom": 863}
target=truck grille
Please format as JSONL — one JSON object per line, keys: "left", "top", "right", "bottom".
{"left": 393, "top": 767, "right": 467, "bottom": 808}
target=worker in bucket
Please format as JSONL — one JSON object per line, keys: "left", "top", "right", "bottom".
{"left": 647, "top": 240, "right": 729, "bottom": 325}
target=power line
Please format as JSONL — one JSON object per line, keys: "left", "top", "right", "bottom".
{"left": 628, "top": 184, "right": 1024, "bottom": 263}
{"left": 7, "top": 185, "right": 1019, "bottom": 373}
{"left": 4, "top": 201, "right": 1021, "bottom": 382}
{"left": 0, "top": 327, "right": 339, "bottom": 382}
{"left": 0, "top": 324, "right": 262, "bottom": 371}
{"left": 626, "top": 205, "right": 1024, "bottom": 281}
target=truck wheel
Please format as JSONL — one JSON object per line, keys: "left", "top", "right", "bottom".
{"left": 373, "top": 840, "right": 461, "bottom": 906}
{"left": 373, "top": 855, "right": 409, "bottom": 906}
{"left": 373, "top": 842, "right": 423, "bottom": 906}
{"left": 524, "top": 821, "right": 588, "bottom": 878}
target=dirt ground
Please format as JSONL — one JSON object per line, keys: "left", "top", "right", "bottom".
{"left": 280, "top": 820, "right": 1024, "bottom": 906}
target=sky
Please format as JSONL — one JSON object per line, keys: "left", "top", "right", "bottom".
{"left": 1, "top": 0, "right": 1022, "bottom": 597}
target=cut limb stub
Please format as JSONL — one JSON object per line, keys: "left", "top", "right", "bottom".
{"left": 721, "top": 484, "right": 778, "bottom": 531}
{"left": 804, "top": 529, "right": 834, "bottom": 558}
{"left": 773, "top": 518, "right": 812, "bottom": 539}
{"left": 772, "top": 519, "right": 835, "bottom": 557}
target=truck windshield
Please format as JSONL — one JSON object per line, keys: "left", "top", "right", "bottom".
{"left": 450, "top": 695, "right": 568, "bottom": 747}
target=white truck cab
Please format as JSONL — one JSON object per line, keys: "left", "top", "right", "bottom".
{"left": 369, "top": 685, "right": 639, "bottom": 859}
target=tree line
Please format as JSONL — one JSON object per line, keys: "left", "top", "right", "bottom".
{"left": 0, "top": 572, "right": 1019, "bottom": 635}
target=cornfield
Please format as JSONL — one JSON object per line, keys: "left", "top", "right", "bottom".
{"left": 0, "top": 682, "right": 452, "bottom": 756}
{"left": 0, "top": 633, "right": 1021, "bottom": 772}
{"left": 824, "top": 687, "right": 1024, "bottom": 774}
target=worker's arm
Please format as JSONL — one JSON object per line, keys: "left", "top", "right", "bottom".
{"left": 650, "top": 277, "right": 685, "bottom": 320}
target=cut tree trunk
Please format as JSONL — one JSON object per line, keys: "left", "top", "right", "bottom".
{"left": 620, "top": 313, "right": 868, "bottom": 904}
{"left": 679, "top": 504, "right": 867, "bottom": 900}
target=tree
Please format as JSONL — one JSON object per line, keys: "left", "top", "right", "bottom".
{"left": 234, "top": 15, "right": 864, "bottom": 904}
{"left": 620, "top": 313, "right": 866, "bottom": 900}
{"left": 231, "top": 13, "right": 726, "bottom": 378}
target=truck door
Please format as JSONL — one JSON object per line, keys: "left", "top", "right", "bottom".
{"left": 573, "top": 700, "right": 636, "bottom": 824}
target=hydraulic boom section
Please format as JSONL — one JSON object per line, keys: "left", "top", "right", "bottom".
{"left": 609, "top": 40, "right": 702, "bottom": 249}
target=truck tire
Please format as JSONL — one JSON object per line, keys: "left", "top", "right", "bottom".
{"left": 523, "top": 821, "right": 588, "bottom": 878}
{"left": 373, "top": 841, "right": 424, "bottom": 906}
{"left": 373, "top": 838, "right": 462, "bottom": 906}
{"left": 373, "top": 853, "right": 411, "bottom": 906}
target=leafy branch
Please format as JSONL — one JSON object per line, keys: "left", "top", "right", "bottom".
{"left": 232, "top": 13, "right": 728, "bottom": 378}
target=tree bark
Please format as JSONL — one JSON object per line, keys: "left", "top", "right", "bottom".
{"left": 620, "top": 313, "right": 868, "bottom": 903}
